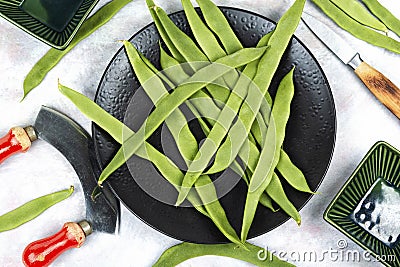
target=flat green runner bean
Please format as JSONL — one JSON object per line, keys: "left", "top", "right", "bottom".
{"left": 22, "top": 0, "right": 132, "bottom": 100}
{"left": 96, "top": 47, "right": 267, "bottom": 186}
{"left": 241, "top": 67, "right": 297, "bottom": 241}
{"left": 329, "top": 0, "right": 387, "bottom": 32}
{"left": 181, "top": 0, "right": 226, "bottom": 61}
{"left": 361, "top": 0, "right": 400, "bottom": 37}
{"left": 196, "top": 0, "right": 243, "bottom": 55}
{"left": 157, "top": 33, "right": 309, "bottom": 211}
{"left": 181, "top": 0, "right": 237, "bottom": 89}
{"left": 153, "top": 242, "right": 294, "bottom": 267}
{"left": 276, "top": 150, "right": 314, "bottom": 194}
{"left": 145, "top": 0, "right": 185, "bottom": 62}
{"left": 0, "top": 186, "right": 74, "bottom": 232}
{"left": 311, "top": 0, "right": 400, "bottom": 54}
{"left": 266, "top": 174, "right": 301, "bottom": 225}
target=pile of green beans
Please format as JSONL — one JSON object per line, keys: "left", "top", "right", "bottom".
{"left": 311, "top": 0, "right": 400, "bottom": 54}
{"left": 0, "top": 186, "right": 74, "bottom": 232}
{"left": 60, "top": 0, "right": 310, "bottom": 258}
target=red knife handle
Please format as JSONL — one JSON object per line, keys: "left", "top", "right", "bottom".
{"left": 0, "top": 126, "right": 37, "bottom": 164}
{"left": 22, "top": 221, "right": 92, "bottom": 267}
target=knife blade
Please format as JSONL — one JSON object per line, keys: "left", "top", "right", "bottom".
{"left": 7, "top": 106, "right": 120, "bottom": 266}
{"left": 302, "top": 12, "right": 400, "bottom": 119}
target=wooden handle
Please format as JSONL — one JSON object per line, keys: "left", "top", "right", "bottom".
{"left": 22, "top": 221, "right": 91, "bottom": 267}
{"left": 355, "top": 62, "right": 400, "bottom": 119}
{"left": 0, "top": 127, "right": 36, "bottom": 164}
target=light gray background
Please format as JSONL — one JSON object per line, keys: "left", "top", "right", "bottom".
{"left": 1, "top": 0, "right": 400, "bottom": 266}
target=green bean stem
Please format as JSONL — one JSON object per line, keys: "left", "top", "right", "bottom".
{"left": 153, "top": 242, "right": 295, "bottom": 267}
{"left": 329, "top": 0, "right": 387, "bottom": 32}
{"left": 22, "top": 0, "right": 132, "bottom": 100}
{"left": 360, "top": 0, "right": 400, "bottom": 37}
{"left": 311, "top": 0, "right": 400, "bottom": 54}
{"left": 0, "top": 186, "right": 74, "bottom": 232}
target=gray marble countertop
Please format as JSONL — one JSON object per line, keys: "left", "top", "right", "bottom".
{"left": 1, "top": 0, "right": 400, "bottom": 266}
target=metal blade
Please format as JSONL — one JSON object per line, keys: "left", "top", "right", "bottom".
{"left": 302, "top": 12, "right": 359, "bottom": 65}
{"left": 34, "top": 106, "right": 119, "bottom": 234}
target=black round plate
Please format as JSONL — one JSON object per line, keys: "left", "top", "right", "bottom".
{"left": 93, "top": 7, "right": 336, "bottom": 243}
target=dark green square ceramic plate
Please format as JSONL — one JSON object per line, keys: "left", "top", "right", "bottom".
{"left": 0, "top": 0, "right": 99, "bottom": 49}
{"left": 324, "top": 141, "right": 400, "bottom": 267}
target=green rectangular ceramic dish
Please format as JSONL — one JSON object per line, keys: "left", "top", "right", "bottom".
{"left": 324, "top": 141, "right": 400, "bottom": 267}
{"left": 0, "top": 0, "right": 99, "bottom": 49}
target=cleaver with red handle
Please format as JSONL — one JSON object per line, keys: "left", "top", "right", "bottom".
{"left": 0, "top": 106, "right": 120, "bottom": 266}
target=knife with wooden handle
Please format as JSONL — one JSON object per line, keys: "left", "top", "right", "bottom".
{"left": 302, "top": 12, "right": 400, "bottom": 119}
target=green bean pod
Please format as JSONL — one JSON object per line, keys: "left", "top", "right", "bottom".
{"left": 158, "top": 45, "right": 244, "bottom": 176}
{"left": 153, "top": 242, "right": 295, "bottom": 267}
{"left": 195, "top": 176, "right": 242, "bottom": 246}
{"left": 276, "top": 150, "right": 314, "bottom": 194}
{"left": 311, "top": 0, "right": 400, "bottom": 54}
{"left": 145, "top": 0, "right": 185, "bottom": 62}
{"left": 96, "top": 47, "right": 267, "bottom": 186}
{"left": 241, "top": 67, "right": 297, "bottom": 241}
{"left": 266, "top": 174, "right": 301, "bottom": 225}
{"left": 181, "top": 0, "right": 226, "bottom": 61}
{"left": 195, "top": 0, "right": 243, "bottom": 54}
{"left": 181, "top": 0, "right": 238, "bottom": 89}
{"left": 329, "top": 0, "right": 387, "bottom": 32}
{"left": 22, "top": 0, "right": 132, "bottom": 100}
{"left": 0, "top": 186, "right": 74, "bottom": 232}
{"left": 360, "top": 0, "right": 400, "bottom": 37}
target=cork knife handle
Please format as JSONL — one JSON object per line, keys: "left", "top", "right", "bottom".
{"left": 354, "top": 62, "right": 400, "bottom": 119}
{"left": 0, "top": 126, "right": 36, "bottom": 164}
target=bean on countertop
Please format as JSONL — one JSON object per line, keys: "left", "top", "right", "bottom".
{"left": 153, "top": 242, "right": 295, "bottom": 267}
{"left": 0, "top": 186, "right": 74, "bottom": 232}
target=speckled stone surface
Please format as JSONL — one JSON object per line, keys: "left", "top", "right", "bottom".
{"left": 0, "top": 0, "right": 400, "bottom": 266}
